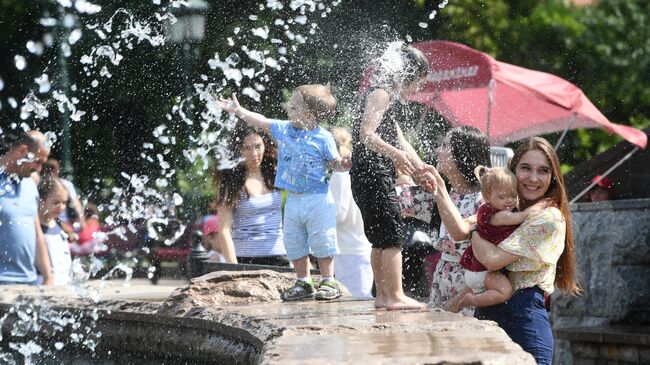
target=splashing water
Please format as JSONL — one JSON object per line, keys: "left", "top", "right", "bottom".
{"left": 1, "top": 0, "right": 344, "bottom": 262}
{"left": 0, "top": 297, "right": 103, "bottom": 363}
{"left": 416, "top": 0, "right": 449, "bottom": 29}
{"left": 0, "top": 0, "right": 433, "bottom": 361}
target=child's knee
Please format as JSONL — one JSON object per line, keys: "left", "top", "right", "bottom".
{"left": 502, "top": 282, "right": 514, "bottom": 300}
{"left": 486, "top": 271, "right": 513, "bottom": 298}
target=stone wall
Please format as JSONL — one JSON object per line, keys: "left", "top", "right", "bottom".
{"left": 553, "top": 199, "right": 650, "bottom": 364}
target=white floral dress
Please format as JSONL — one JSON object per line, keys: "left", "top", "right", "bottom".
{"left": 429, "top": 191, "right": 483, "bottom": 315}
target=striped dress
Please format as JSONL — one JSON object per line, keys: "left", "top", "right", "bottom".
{"left": 232, "top": 190, "right": 286, "bottom": 257}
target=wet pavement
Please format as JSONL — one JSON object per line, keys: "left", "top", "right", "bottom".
{"left": 0, "top": 276, "right": 536, "bottom": 364}
{"left": 0, "top": 278, "right": 187, "bottom": 303}
{"left": 244, "top": 300, "right": 535, "bottom": 364}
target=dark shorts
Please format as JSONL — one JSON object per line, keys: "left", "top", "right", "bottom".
{"left": 350, "top": 172, "right": 404, "bottom": 249}
{"left": 474, "top": 286, "right": 553, "bottom": 365}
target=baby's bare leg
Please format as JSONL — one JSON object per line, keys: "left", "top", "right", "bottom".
{"left": 464, "top": 271, "right": 513, "bottom": 308}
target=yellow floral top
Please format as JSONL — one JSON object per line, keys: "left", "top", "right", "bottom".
{"left": 498, "top": 207, "right": 566, "bottom": 294}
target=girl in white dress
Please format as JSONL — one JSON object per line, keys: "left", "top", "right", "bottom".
{"left": 38, "top": 176, "right": 72, "bottom": 286}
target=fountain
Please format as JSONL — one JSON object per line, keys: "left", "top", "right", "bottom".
{"left": 0, "top": 269, "right": 536, "bottom": 364}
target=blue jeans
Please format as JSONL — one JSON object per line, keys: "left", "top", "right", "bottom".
{"left": 474, "top": 286, "right": 553, "bottom": 365}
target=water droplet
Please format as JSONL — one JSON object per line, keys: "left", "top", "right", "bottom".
{"left": 251, "top": 26, "right": 270, "bottom": 39}
{"left": 68, "top": 29, "right": 83, "bottom": 44}
{"left": 34, "top": 74, "right": 51, "bottom": 93}
{"left": 26, "top": 40, "right": 44, "bottom": 55}
{"left": 14, "top": 55, "right": 26, "bottom": 70}
{"left": 40, "top": 17, "right": 57, "bottom": 27}
{"left": 172, "top": 193, "right": 183, "bottom": 206}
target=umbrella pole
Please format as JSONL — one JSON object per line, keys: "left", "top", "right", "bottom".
{"left": 554, "top": 112, "right": 577, "bottom": 151}
{"left": 486, "top": 79, "right": 495, "bottom": 139}
{"left": 569, "top": 146, "right": 640, "bottom": 204}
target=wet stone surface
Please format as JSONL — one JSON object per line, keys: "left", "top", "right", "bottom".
{"left": 0, "top": 271, "right": 535, "bottom": 364}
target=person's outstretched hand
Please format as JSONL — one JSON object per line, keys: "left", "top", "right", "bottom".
{"left": 341, "top": 154, "right": 352, "bottom": 170}
{"left": 214, "top": 93, "right": 241, "bottom": 115}
{"left": 416, "top": 164, "right": 443, "bottom": 195}
{"left": 392, "top": 150, "right": 415, "bottom": 176}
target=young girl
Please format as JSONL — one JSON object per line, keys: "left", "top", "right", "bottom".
{"left": 448, "top": 165, "right": 547, "bottom": 312}
{"left": 38, "top": 176, "right": 73, "bottom": 286}
{"left": 329, "top": 126, "right": 373, "bottom": 298}
{"left": 350, "top": 43, "right": 430, "bottom": 310}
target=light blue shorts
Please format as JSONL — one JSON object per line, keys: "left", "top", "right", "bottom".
{"left": 283, "top": 192, "right": 339, "bottom": 260}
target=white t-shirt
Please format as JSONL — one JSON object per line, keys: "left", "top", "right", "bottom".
{"left": 43, "top": 223, "right": 72, "bottom": 286}
{"left": 328, "top": 171, "right": 372, "bottom": 256}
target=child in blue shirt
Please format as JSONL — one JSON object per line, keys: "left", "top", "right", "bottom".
{"left": 216, "top": 84, "right": 351, "bottom": 300}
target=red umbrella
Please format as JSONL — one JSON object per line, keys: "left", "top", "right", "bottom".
{"left": 363, "top": 40, "right": 647, "bottom": 148}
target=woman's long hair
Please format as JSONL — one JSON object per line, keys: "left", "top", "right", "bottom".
{"left": 214, "top": 123, "right": 277, "bottom": 208}
{"left": 509, "top": 137, "right": 579, "bottom": 295}
{"left": 448, "top": 126, "right": 492, "bottom": 188}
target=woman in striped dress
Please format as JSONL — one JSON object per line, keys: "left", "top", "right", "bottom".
{"left": 214, "top": 123, "right": 288, "bottom": 266}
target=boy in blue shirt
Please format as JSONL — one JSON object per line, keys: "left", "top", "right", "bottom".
{"left": 216, "top": 84, "right": 351, "bottom": 300}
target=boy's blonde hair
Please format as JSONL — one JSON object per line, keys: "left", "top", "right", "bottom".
{"left": 474, "top": 165, "right": 517, "bottom": 198}
{"left": 295, "top": 84, "right": 336, "bottom": 121}
{"left": 330, "top": 126, "right": 352, "bottom": 156}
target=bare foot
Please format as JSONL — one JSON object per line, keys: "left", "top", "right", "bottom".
{"left": 385, "top": 295, "right": 426, "bottom": 311}
{"left": 374, "top": 297, "right": 386, "bottom": 309}
{"left": 457, "top": 292, "right": 477, "bottom": 309}
{"left": 443, "top": 299, "right": 461, "bottom": 313}
{"left": 443, "top": 288, "right": 474, "bottom": 313}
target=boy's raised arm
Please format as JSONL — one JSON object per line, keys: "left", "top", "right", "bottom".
{"left": 214, "top": 93, "right": 271, "bottom": 133}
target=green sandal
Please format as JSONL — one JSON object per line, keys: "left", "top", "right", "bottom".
{"left": 282, "top": 280, "right": 316, "bottom": 301}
